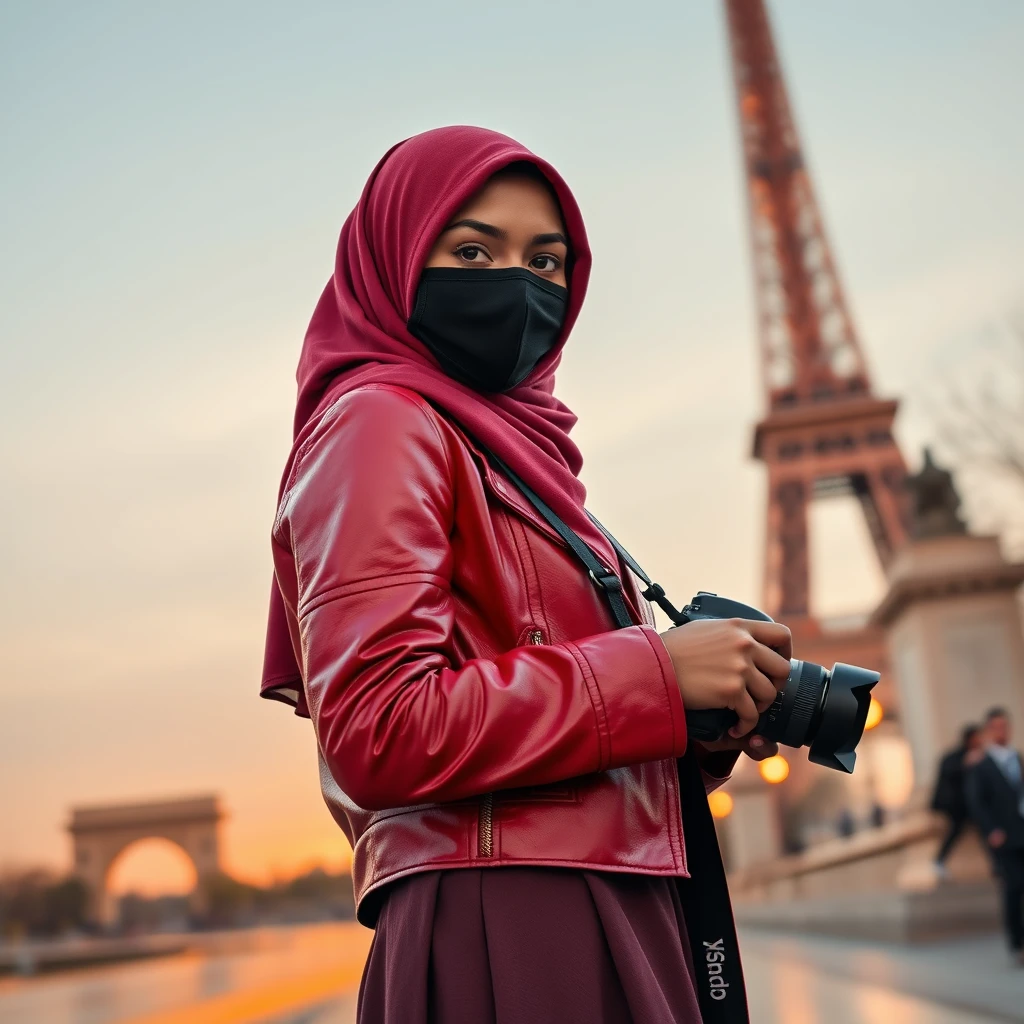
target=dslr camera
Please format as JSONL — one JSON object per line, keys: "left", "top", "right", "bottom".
{"left": 679, "top": 592, "right": 879, "bottom": 773}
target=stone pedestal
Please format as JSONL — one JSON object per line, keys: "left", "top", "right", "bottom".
{"left": 727, "top": 525, "right": 1024, "bottom": 941}
{"left": 730, "top": 810, "right": 1000, "bottom": 941}
{"left": 871, "top": 533, "right": 1024, "bottom": 802}
{"left": 736, "top": 880, "right": 1001, "bottom": 942}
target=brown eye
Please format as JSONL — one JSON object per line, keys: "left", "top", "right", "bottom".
{"left": 454, "top": 244, "right": 491, "bottom": 264}
{"left": 529, "top": 254, "right": 561, "bottom": 273}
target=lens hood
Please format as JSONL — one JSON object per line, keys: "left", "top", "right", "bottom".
{"left": 807, "top": 663, "right": 879, "bottom": 773}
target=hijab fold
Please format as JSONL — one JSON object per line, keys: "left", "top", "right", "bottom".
{"left": 262, "top": 126, "right": 612, "bottom": 710}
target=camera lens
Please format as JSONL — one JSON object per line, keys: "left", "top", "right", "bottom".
{"left": 756, "top": 660, "right": 827, "bottom": 748}
{"left": 756, "top": 660, "right": 879, "bottom": 773}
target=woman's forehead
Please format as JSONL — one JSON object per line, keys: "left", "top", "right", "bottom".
{"left": 450, "top": 172, "right": 566, "bottom": 229}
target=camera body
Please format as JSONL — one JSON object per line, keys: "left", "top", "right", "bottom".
{"left": 679, "top": 592, "right": 879, "bottom": 774}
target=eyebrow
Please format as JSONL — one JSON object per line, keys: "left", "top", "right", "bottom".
{"left": 444, "top": 218, "right": 507, "bottom": 240}
{"left": 443, "top": 219, "right": 568, "bottom": 248}
{"left": 530, "top": 231, "right": 568, "bottom": 247}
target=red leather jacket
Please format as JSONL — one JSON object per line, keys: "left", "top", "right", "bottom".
{"left": 272, "top": 384, "right": 720, "bottom": 925}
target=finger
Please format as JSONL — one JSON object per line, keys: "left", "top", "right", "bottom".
{"left": 729, "top": 690, "right": 760, "bottom": 738}
{"left": 743, "top": 664, "right": 778, "bottom": 711}
{"left": 747, "top": 620, "right": 793, "bottom": 661}
{"left": 744, "top": 735, "right": 778, "bottom": 761}
{"left": 751, "top": 643, "right": 792, "bottom": 687}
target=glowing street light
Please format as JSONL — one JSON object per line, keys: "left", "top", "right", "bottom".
{"left": 865, "top": 696, "right": 884, "bottom": 731}
{"left": 759, "top": 754, "right": 790, "bottom": 784}
{"left": 708, "top": 791, "right": 734, "bottom": 819}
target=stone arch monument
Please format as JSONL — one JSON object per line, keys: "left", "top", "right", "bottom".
{"left": 68, "top": 795, "right": 223, "bottom": 925}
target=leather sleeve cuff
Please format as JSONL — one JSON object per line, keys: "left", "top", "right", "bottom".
{"left": 569, "top": 625, "right": 688, "bottom": 771}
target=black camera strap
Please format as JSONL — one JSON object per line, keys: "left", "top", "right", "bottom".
{"left": 585, "top": 511, "right": 689, "bottom": 627}
{"left": 484, "top": 456, "right": 637, "bottom": 631}
{"left": 480, "top": 447, "right": 750, "bottom": 1024}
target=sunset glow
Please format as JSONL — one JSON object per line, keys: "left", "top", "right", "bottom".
{"left": 3, "top": 0, "right": 1021, "bottom": 905}
{"left": 107, "top": 839, "right": 198, "bottom": 897}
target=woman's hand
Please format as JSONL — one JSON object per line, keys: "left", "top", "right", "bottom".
{"left": 660, "top": 618, "right": 792, "bottom": 738}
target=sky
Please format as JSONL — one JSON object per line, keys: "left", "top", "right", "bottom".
{"left": 2, "top": 0, "right": 1023, "bottom": 888}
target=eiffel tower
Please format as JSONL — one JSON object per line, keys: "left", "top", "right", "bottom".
{"left": 724, "top": 0, "right": 911, "bottom": 686}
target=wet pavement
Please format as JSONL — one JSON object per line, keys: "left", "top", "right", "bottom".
{"left": 276, "top": 929, "right": 1022, "bottom": 1024}
{"left": 738, "top": 931, "right": 1018, "bottom": 1024}
{"left": 1, "top": 923, "right": 1018, "bottom": 1023}
{"left": 740, "top": 930, "right": 1021, "bottom": 1023}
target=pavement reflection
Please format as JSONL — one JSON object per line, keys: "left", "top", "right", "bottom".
{"left": 740, "top": 937, "right": 1003, "bottom": 1024}
{"left": 0, "top": 923, "right": 1013, "bottom": 1024}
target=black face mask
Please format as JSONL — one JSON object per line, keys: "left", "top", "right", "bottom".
{"left": 408, "top": 267, "right": 568, "bottom": 393}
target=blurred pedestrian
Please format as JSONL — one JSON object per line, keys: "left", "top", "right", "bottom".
{"left": 966, "top": 708, "right": 1024, "bottom": 965}
{"left": 931, "top": 723, "right": 984, "bottom": 877}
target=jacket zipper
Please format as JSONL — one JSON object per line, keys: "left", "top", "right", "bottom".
{"left": 477, "top": 629, "right": 542, "bottom": 857}
{"left": 478, "top": 793, "right": 494, "bottom": 857}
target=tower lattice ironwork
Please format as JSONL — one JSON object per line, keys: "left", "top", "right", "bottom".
{"left": 724, "top": 0, "right": 910, "bottom": 626}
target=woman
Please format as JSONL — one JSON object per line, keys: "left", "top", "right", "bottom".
{"left": 262, "top": 126, "right": 791, "bottom": 1023}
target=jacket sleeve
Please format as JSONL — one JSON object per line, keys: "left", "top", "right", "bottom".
{"left": 275, "top": 386, "right": 688, "bottom": 812}
{"left": 965, "top": 763, "right": 997, "bottom": 837}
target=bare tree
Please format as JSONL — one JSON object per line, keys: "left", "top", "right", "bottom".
{"left": 932, "top": 316, "right": 1024, "bottom": 553}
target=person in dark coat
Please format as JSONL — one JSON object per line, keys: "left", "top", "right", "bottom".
{"left": 966, "top": 708, "right": 1024, "bottom": 964}
{"left": 931, "top": 723, "right": 983, "bottom": 874}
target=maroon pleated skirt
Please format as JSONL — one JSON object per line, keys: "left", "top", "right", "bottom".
{"left": 356, "top": 867, "right": 704, "bottom": 1023}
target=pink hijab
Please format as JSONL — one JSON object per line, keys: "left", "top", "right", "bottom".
{"left": 262, "top": 126, "right": 614, "bottom": 710}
